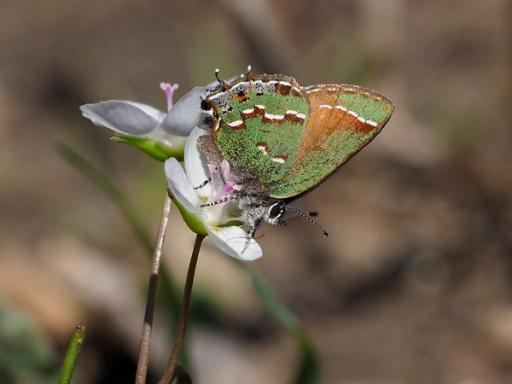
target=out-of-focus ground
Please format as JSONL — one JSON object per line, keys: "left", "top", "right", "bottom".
{"left": 1, "top": 0, "right": 511, "bottom": 383}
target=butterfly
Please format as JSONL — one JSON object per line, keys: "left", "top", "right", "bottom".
{"left": 197, "top": 67, "right": 394, "bottom": 240}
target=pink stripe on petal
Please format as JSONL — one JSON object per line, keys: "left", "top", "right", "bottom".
{"left": 223, "top": 181, "right": 242, "bottom": 196}
{"left": 223, "top": 182, "right": 235, "bottom": 196}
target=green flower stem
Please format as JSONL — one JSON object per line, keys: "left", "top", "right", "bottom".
{"left": 58, "top": 324, "right": 86, "bottom": 384}
{"left": 135, "top": 194, "right": 172, "bottom": 384}
{"left": 159, "top": 234, "right": 205, "bottom": 384}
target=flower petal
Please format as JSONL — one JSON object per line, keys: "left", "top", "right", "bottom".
{"left": 80, "top": 100, "right": 163, "bottom": 136}
{"left": 206, "top": 226, "right": 262, "bottom": 261}
{"left": 164, "top": 158, "right": 200, "bottom": 214}
{"left": 159, "top": 86, "right": 209, "bottom": 136}
{"left": 149, "top": 132, "right": 187, "bottom": 152}
{"left": 184, "top": 127, "right": 212, "bottom": 199}
{"left": 127, "top": 101, "right": 166, "bottom": 122}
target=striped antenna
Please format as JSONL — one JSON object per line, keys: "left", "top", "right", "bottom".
{"left": 285, "top": 205, "right": 328, "bottom": 237}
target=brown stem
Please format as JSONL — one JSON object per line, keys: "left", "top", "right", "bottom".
{"left": 159, "top": 234, "right": 205, "bottom": 384}
{"left": 134, "top": 194, "right": 172, "bottom": 384}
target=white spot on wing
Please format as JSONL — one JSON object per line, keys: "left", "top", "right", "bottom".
{"left": 319, "top": 104, "right": 333, "bottom": 109}
{"left": 348, "top": 111, "right": 358, "bottom": 118}
{"left": 271, "top": 157, "right": 286, "bottom": 164}
{"left": 357, "top": 116, "right": 366, "bottom": 123}
{"left": 228, "top": 120, "right": 244, "bottom": 128}
{"left": 367, "top": 120, "right": 378, "bottom": 127}
{"left": 242, "top": 108, "right": 254, "bottom": 114}
{"left": 210, "top": 92, "right": 226, "bottom": 101}
{"left": 335, "top": 105, "right": 347, "bottom": 112}
{"left": 265, "top": 113, "right": 285, "bottom": 120}
{"left": 297, "top": 113, "right": 306, "bottom": 119}
{"left": 257, "top": 145, "right": 268, "bottom": 155}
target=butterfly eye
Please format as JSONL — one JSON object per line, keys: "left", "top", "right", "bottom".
{"left": 268, "top": 203, "right": 283, "bottom": 219}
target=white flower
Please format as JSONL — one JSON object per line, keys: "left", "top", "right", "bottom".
{"left": 80, "top": 83, "right": 210, "bottom": 160}
{"left": 165, "top": 128, "right": 262, "bottom": 261}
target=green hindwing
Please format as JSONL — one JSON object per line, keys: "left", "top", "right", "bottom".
{"left": 269, "top": 84, "right": 394, "bottom": 199}
{"left": 209, "top": 76, "right": 309, "bottom": 186}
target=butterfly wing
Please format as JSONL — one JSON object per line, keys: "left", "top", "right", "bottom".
{"left": 269, "top": 84, "right": 394, "bottom": 199}
{"left": 208, "top": 74, "right": 309, "bottom": 187}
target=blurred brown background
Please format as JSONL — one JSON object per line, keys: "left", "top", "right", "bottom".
{"left": 1, "top": 0, "right": 511, "bottom": 383}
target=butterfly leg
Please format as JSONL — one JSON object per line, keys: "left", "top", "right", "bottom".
{"left": 244, "top": 208, "right": 265, "bottom": 237}
{"left": 195, "top": 162, "right": 231, "bottom": 191}
{"left": 199, "top": 194, "right": 238, "bottom": 208}
{"left": 248, "top": 218, "right": 262, "bottom": 239}
{"left": 193, "top": 178, "right": 211, "bottom": 190}
{"left": 241, "top": 215, "right": 262, "bottom": 255}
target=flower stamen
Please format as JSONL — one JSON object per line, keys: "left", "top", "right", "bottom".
{"left": 160, "top": 82, "right": 180, "bottom": 111}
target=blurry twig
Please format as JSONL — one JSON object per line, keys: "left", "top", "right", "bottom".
{"left": 242, "top": 264, "right": 321, "bottom": 384}
{"left": 159, "top": 235, "right": 205, "bottom": 384}
{"left": 58, "top": 324, "right": 86, "bottom": 384}
{"left": 215, "top": 0, "right": 296, "bottom": 73}
{"left": 135, "top": 194, "right": 172, "bottom": 384}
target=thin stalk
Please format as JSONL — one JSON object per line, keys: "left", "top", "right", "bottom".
{"left": 135, "top": 194, "right": 172, "bottom": 384}
{"left": 58, "top": 324, "right": 86, "bottom": 384}
{"left": 159, "top": 234, "right": 205, "bottom": 384}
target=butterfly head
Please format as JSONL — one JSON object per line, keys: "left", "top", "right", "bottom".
{"left": 254, "top": 200, "right": 328, "bottom": 237}
{"left": 265, "top": 202, "right": 286, "bottom": 225}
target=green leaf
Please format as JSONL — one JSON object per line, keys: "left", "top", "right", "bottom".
{"left": 58, "top": 325, "right": 86, "bottom": 384}
{"left": 112, "top": 134, "right": 184, "bottom": 162}
{"left": 242, "top": 264, "right": 321, "bottom": 384}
